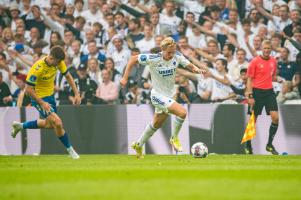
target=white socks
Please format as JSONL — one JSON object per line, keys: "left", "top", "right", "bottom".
{"left": 172, "top": 117, "right": 185, "bottom": 138}
{"left": 137, "top": 123, "right": 157, "bottom": 147}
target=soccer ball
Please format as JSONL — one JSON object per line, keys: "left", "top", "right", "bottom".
{"left": 191, "top": 142, "right": 208, "bottom": 158}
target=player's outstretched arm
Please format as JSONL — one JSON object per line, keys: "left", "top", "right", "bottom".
{"left": 25, "top": 85, "right": 51, "bottom": 112}
{"left": 186, "top": 63, "right": 207, "bottom": 74}
{"left": 120, "top": 55, "right": 139, "bottom": 87}
{"left": 65, "top": 72, "right": 81, "bottom": 105}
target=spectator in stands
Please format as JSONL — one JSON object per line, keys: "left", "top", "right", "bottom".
{"left": 87, "top": 58, "right": 102, "bottom": 86}
{"left": 23, "top": 5, "right": 47, "bottom": 38}
{"left": 278, "top": 47, "right": 299, "bottom": 82}
{"left": 124, "top": 79, "right": 149, "bottom": 104}
{"left": 284, "top": 27, "right": 301, "bottom": 62}
{"left": 223, "top": 43, "right": 237, "bottom": 78}
{"left": 0, "top": 52, "right": 12, "bottom": 86}
{"left": 175, "top": 75, "right": 194, "bottom": 104}
{"left": 283, "top": 9, "right": 301, "bottom": 37}
{"left": 207, "top": 59, "right": 236, "bottom": 103}
{"left": 0, "top": 0, "right": 300, "bottom": 106}
{"left": 229, "top": 68, "right": 248, "bottom": 103}
{"left": 95, "top": 69, "right": 119, "bottom": 104}
{"left": 104, "top": 57, "right": 122, "bottom": 86}
{"left": 135, "top": 23, "right": 155, "bottom": 53}
{"left": 69, "top": 40, "right": 82, "bottom": 69}
{"left": 81, "top": 40, "right": 106, "bottom": 66}
{"left": 82, "top": 0, "right": 106, "bottom": 29}
{"left": 230, "top": 48, "right": 249, "bottom": 81}
{"left": 11, "top": 74, "right": 31, "bottom": 107}
{"left": 107, "top": 35, "right": 130, "bottom": 74}
{"left": 159, "top": 0, "right": 181, "bottom": 35}
{"left": 74, "top": 0, "right": 84, "bottom": 18}
{"left": 115, "top": 11, "right": 128, "bottom": 37}
{"left": 69, "top": 64, "right": 98, "bottom": 105}
{"left": 0, "top": 71, "right": 12, "bottom": 107}
{"left": 127, "top": 18, "right": 144, "bottom": 43}
{"left": 9, "top": 4, "right": 21, "bottom": 32}
{"left": 277, "top": 81, "right": 300, "bottom": 103}
{"left": 177, "top": 65, "right": 213, "bottom": 103}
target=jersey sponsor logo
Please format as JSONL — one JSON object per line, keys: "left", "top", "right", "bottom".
{"left": 175, "top": 51, "right": 182, "bottom": 56}
{"left": 152, "top": 96, "right": 165, "bottom": 106}
{"left": 149, "top": 54, "right": 161, "bottom": 59}
{"left": 140, "top": 55, "right": 147, "bottom": 61}
{"left": 29, "top": 75, "right": 37, "bottom": 82}
{"left": 158, "top": 68, "right": 176, "bottom": 77}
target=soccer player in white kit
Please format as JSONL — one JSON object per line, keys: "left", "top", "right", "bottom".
{"left": 120, "top": 37, "right": 205, "bottom": 158}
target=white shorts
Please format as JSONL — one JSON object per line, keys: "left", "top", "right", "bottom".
{"left": 150, "top": 90, "right": 175, "bottom": 114}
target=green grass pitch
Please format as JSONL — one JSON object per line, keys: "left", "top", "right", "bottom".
{"left": 0, "top": 155, "right": 300, "bottom": 200}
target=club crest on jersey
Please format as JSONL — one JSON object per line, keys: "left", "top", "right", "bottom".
{"left": 140, "top": 55, "right": 147, "bottom": 61}
{"left": 29, "top": 75, "right": 37, "bottom": 82}
{"left": 173, "top": 61, "right": 176, "bottom": 66}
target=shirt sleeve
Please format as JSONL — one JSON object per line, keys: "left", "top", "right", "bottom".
{"left": 176, "top": 52, "right": 190, "bottom": 68}
{"left": 58, "top": 61, "right": 68, "bottom": 75}
{"left": 247, "top": 58, "right": 256, "bottom": 79}
{"left": 26, "top": 63, "right": 41, "bottom": 86}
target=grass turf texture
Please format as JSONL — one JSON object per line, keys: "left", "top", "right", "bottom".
{"left": 0, "top": 155, "right": 300, "bottom": 200}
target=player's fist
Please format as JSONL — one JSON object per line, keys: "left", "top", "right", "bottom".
{"left": 41, "top": 102, "right": 51, "bottom": 112}
{"left": 120, "top": 77, "right": 128, "bottom": 88}
{"left": 247, "top": 98, "right": 255, "bottom": 107}
{"left": 73, "top": 94, "right": 81, "bottom": 105}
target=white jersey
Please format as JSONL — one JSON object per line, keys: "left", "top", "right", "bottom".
{"left": 138, "top": 52, "right": 190, "bottom": 97}
{"left": 209, "top": 69, "right": 234, "bottom": 100}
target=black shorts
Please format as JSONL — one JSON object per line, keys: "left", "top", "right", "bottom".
{"left": 249, "top": 88, "right": 278, "bottom": 116}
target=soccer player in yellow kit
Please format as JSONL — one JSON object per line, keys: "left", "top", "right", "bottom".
{"left": 11, "top": 46, "right": 81, "bottom": 159}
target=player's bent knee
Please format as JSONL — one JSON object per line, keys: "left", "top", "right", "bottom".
{"left": 54, "top": 118, "right": 63, "bottom": 129}
{"left": 178, "top": 110, "right": 187, "bottom": 119}
{"left": 271, "top": 112, "right": 279, "bottom": 124}
{"left": 272, "top": 116, "right": 279, "bottom": 124}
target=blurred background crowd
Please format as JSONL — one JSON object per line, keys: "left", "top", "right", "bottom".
{"left": 0, "top": 0, "right": 300, "bottom": 107}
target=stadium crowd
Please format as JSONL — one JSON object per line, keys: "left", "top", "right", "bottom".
{"left": 0, "top": 0, "right": 300, "bottom": 107}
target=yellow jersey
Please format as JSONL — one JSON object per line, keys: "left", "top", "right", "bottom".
{"left": 26, "top": 57, "right": 68, "bottom": 98}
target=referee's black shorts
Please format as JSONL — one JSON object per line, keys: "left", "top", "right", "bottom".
{"left": 250, "top": 88, "right": 278, "bottom": 116}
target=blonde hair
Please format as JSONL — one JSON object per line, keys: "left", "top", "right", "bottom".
{"left": 87, "top": 58, "right": 100, "bottom": 72}
{"left": 160, "top": 37, "right": 176, "bottom": 50}
{"left": 261, "top": 40, "right": 272, "bottom": 47}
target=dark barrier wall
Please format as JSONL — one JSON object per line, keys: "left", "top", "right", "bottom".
{"left": 41, "top": 105, "right": 128, "bottom": 154}
{"left": 189, "top": 105, "right": 246, "bottom": 154}
{"left": 0, "top": 105, "right": 300, "bottom": 155}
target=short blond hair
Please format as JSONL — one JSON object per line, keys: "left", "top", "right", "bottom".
{"left": 261, "top": 40, "right": 272, "bottom": 47}
{"left": 160, "top": 37, "right": 176, "bottom": 50}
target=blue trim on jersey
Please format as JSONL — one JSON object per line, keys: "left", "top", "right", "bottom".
{"left": 175, "top": 51, "right": 182, "bottom": 56}
{"left": 31, "top": 95, "right": 57, "bottom": 119}
{"left": 26, "top": 81, "right": 36, "bottom": 86}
